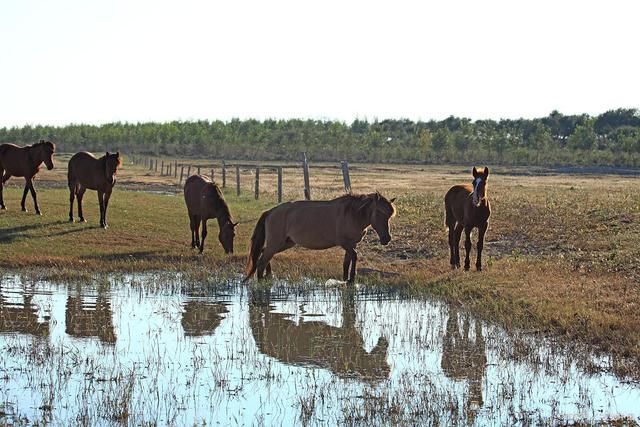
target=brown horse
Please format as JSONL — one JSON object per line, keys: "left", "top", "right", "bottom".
{"left": 445, "top": 167, "right": 491, "bottom": 271}
{"left": 68, "top": 151, "right": 122, "bottom": 228}
{"left": 183, "top": 174, "right": 237, "bottom": 254}
{"left": 0, "top": 139, "right": 56, "bottom": 214}
{"left": 245, "top": 192, "right": 396, "bottom": 283}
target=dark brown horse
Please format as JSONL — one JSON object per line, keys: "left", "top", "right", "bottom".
{"left": 68, "top": 151, "right": 122, "bottom": 228}
{"left": 445, "top": 167, "right": 491, "bottom": 271}
{"left": 0, "top": 139, "right": 55, "bottom": 214}
{"left": 246, "top": 192, "right": 396, "bottom": 283}
{"left": 183, "top": 174, "right": 237, "bottom": 254}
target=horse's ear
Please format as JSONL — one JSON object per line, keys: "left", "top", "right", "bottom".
{"left": 472, "top": 167, "right": 479, "bottom": 178}
{"left": 116, "top": 151, "right": 120, "bottom": 157}
{"left": 483, "top": 167, "right": 489, "bottom": 177}
{"left": 106, "top": 151, "right": 110, "bottom": 156}
{"left": 390, "top": 197, "right": 396, "bottom": 203}
{"left": 39, "top": 139, "right": 45, "bottom": 143}
{"left": 232, "top": 222, "right": 239, "bottom": 228}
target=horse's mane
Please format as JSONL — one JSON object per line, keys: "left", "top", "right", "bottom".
{"left": 205, "top": 182, "right": 233, "bottom": 221}
{"left": 334, "top": 192, "right": 396, "bottom": 217}
{"left": 30, "top": 139, "right": 55, "bottom": 151}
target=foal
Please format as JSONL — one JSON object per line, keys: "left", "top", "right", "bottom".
{"left": 444, "top": 167, "right": 491, "bottom": 271}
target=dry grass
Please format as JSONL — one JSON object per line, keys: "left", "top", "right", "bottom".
{"left": 1, "top": 156, "right": 639, "bottom": 369}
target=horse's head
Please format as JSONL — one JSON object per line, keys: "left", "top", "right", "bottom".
{"left": 219, "top": 220, "right": 238, "bottom": 254}
{"left": 37, "top": 140, "right": 56, "bottom": 170}
{"left": 362, "top": 192, "right": 396, "bottom": 246}
{"left": 471, "top": 167, "right": 489, "bottom": 207}
{"left": 105, "top": 152, "right": 122, "bottom": 185}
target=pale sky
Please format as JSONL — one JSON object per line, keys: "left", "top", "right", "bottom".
{"left": 1, "top": 0, "right": 638, "bottom": 127}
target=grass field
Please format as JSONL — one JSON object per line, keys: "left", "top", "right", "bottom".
{"left": 1, "top": 156, "right": 640, "bottom": 375}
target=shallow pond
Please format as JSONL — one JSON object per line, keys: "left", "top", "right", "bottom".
{"left": 1, "top": 274, "right": 638, "bottom": 426}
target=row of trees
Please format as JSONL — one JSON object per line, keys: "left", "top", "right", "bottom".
{"left": 1, "top": 109, "right": 639, "bottom": 167}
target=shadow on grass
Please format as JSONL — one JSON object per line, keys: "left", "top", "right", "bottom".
{"left": 0, "top": 220, "right": 71, "bottom": 244}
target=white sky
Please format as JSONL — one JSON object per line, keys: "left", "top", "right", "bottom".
{"left": 1, "top": 0, "right": 638, "bottom": 127}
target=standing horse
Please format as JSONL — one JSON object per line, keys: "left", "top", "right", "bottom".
{"left": 0, "top": 139, "right": 56, "bottom": 214}
{"left": 183, "top": 174, "right": 237, "bottom": 254}
{"left": 245, "top": 192, "right": 396, "bottom": 283}
{"left": 445, "top": 167, "right": 491, "bottom": 271}
{"left": 68, "top": 151, "right": 122, "bottom": 228}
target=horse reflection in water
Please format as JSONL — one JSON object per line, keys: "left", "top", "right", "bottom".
{"left": 0, "top": 285, "right": 49, "bottom": 337}
{"left": 65, "top": 290, "right": 116, "bottom": 344}
{"left": 181, "top": 300, "right": 228, "bottom": 336}
{"left": 441, "top": 307, "right": 487, "bottom": 421}
{"left": 250, "top": 288, "right": 390, "bottom": 382}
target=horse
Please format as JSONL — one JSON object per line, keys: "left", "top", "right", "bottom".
{"left": 0, "top": 139, "right": 56, "bottom": 214}
{"left": 67, "top": 151, "right": 122, "bottom": 228}
{"left": 444, "top": 167, "right": 491, "bottom": 271}
{"left": 245, "top": 192, "right": 396, "bottom": 283}
{"left": 183, "top": 174, "right": 237, "bottom": 254}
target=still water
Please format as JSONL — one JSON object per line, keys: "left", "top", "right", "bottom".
{"left": 1, "top": 274, "right": 638, "bottom": 426}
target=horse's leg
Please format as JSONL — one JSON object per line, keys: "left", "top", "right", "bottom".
{"left": 21, "top": 179, "right": 30, "bottom": 212}
{"left": 68, "top": 183, "right": 75, "bottom": 222}
{"left": 192, "top": 215, "right": 200, "bottom": 247}
{"left": 476, "top": 222, "right": 488, "bottom": 272}
{"left": 27, "top": 179, "right": 41, "bottom": 215}
{"left": 265, "top": 263, "right": 272, "bottom": 278}
{"left": 77, "top": 187, "right": 86, "bottom": 222}
{"left": 199, "top": 218, "right": 208, "bottom": 253}
{"left": 348, "top": 248, "right": 358, "bottom": 284}
{"left": 453, "top": 224, "right": 464, "bottom": 268}
{"left": 257, "top": 240, "right": 294, "bottom": 280}
{"left": 97, "top": 191, "right": 106, "bottom": 228}
{"left": 189, "top": 215, "right": 197, "bottom": 248}
{"left": 0, "top": 171, "right": 5, "bottom": 210}
{"left": 103, "top": 190, "right": 112, "bottom": 228}
{"left": 448, "top": 224, "right": 457, "bottom": 268}
{"left": 342, "top": 249, "right": 351, "bottom": 281}
{"left": 463, "top": 225, "right": 473, "bottom": 271}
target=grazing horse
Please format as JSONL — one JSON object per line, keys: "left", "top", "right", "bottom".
{"left": 68, "top": 151, "right": 122, "bottom": 228}
{"left": 245, "top": 192, "right": 396, "bottom": 283}
{"left": 445, "top": 167, "right": 491, "bottom": 271}
{"left": 183, "top": 174, "right": 237, "bottom": 254}
{"left": 0, "top": 139, "right": 56, "bottom": 214}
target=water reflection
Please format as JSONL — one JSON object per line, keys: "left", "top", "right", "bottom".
{"left": 65, "top": 290, "right": 116, "bottom": 344}
{"left": 250, "top": 287, "right": 390, "bottom": 382}
{"left": 0, "top": 287, "right": 49, "bottom": 337}
{"left": 181, "top": 300, "right": 228, "bottom": 336}
{"left": 441, "top": 307, "right": 487, "bottom": 421}
{"left": 0, "top": 275, "right": 639, "bottom": 426}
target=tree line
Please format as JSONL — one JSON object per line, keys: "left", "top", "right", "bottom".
{"left": 1, "top": 108, "right": 639, "bottom": 167}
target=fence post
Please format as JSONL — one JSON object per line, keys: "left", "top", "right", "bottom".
{"left": 254, "top": 167, "right": 260, "bottom": 200}
{"left": 302, "top": 152, "right": 311, "bottom": 200}
{"left": 187, "top": 165, "right": 191, "bottom": 177}
{"left": 210, "top": 168, "right": 214, "bottom": 181}
{"left": 235, "top": 165, "right": 241, "bottom": 196}
{"left": 277, "top": 166, "right": 283, "bottom": 203}
{"left": 222, "top": 160, "right": 226, "bottom": 188}
{"left": 197, "top": 166, "right": 201, "bottom": 176}
{"left": 161, "top": 160, "right": 165, "bottom": 176}
{"left": 174, "top": 160, "right": 178, "bottom": 178}
{"left": 341, "top": 160, "right": 352, "bottom": 193}
{"left": 179, "top": 165, "right": 185, "bottom": 185}
{"left": 148, "top": 158, "right": 153, "bottom": 171}
{"left": 154, "top": 159, "right": 158, "bottom": 173}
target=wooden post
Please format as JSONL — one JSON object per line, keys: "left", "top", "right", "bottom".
{"left": 148, "top": 158, "right": 153, "bottom": 171}
{"left": 341, "top": 160, "right": 352, "bottom": 193}
{"left": 235, "top": 165, "right": 241, "bottom": 196}
{"left": 154, "top": 159, "right": 158, "bottom": 173}
{"left": 277, "top": 167, "right": 283, "bottom": 203}
{"left": 210, "top": 168, "right": 214, "bottom": 181}
{"left": 187, "top": 165, "right": 191, "bottom": 177}
{"left": 179, "top": 165, "right": 185, "bottom": 185}
{"left": 161, "top": 160, "right": 165, "bottom": 176}
{"left": 174, "top": 160, "right": 178, "bottom": 178}
{"left": 302, "top": 152, "right": 311, "bottom": 200}
{"left": 254, "top": 167, "right": 260, "bottom": 200}
{"left": 197, "top": 166, "right": 201, "bottom": 176}
{"left": 222, "top": 160, "right": 226, "bottom": 188}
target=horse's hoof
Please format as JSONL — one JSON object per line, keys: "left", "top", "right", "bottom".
{"left": 476, "top": 266, "right": 482, "bottom": 272}
{"left": 69, "top": 217, "right": 74, "bottom": 223}
{"left": 464, "top": 266, "right": 470, "bottom": 271}
{"left": 79, "top": 218, "right": 86, "bottom": 223}
{"left": 35, "top": 211, "right": 42, "bottom": 216}
{"left": 21, "top": 208, "right": 27, "bottom": 212}
{"left": 0, "top": 206, "right": 6, "bottom": 210}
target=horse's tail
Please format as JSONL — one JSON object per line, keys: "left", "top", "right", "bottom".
{"left": 444, "top": 190, "right": 456, "bottom": 231}
{"left": 0, "top": 144, "right": 7, "bottom": 166}
{"left": 244, "top": 210, "right": 271, "bottom": 281}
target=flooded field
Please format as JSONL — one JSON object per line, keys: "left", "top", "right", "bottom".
{"left": 1, "top": 274, "right": 639, "bottom": 426}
